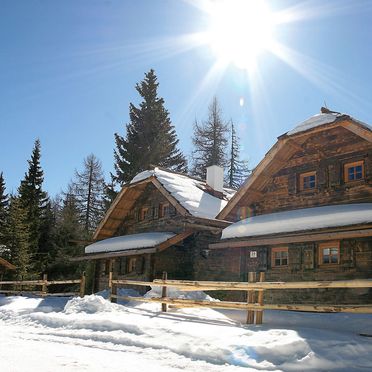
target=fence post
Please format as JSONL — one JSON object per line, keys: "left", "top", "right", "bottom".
{"left": 108, "top": 259, "right": 113, "bottom": 302}
{"left": 111, "top": 262, "right": 117, "bottom": 303}
{"left": 256, "top": 272, "right": 265, "bottom": 325}
{"left": 161, "top": 271, "right": 168, "bottom": 312}
{"left": 80, "top": 272, "right": 86, "bottom": 298}
{"left": 246, "top": 271, "right": 256, "bottom": 324}
{"left": 42, "top": 273, "right": 48, "bottom": 297}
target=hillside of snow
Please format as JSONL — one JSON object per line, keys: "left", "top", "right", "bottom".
{"left": 1, "top": 291, "right": 372, "bottom": 371}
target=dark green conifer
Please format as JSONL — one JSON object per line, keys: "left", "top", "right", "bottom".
{"left": 18, "top": 139, "right": 48, "bottom": 255}
{"left": 113, "top": 69, "right": 187, "bottom": 184}
{"left": 6, "top": 196, "right": 32, "bottom": 279}
{"left": 0, "top": 172, "right": 8, "bottom": 245}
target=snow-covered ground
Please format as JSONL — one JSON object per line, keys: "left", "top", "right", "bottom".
{"left": 1, "top": 291, "right": 372, "bottom": 372}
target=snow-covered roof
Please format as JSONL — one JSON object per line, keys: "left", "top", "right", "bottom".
{"left": 222, "top": 204, "right": 372, "bottom": 240}
{"left": 85, "top": 232, "right": 175, "bottom": 254}
{"left": 287, "top": 112, "right": 372, "bottom": 136}
{"left": 131, "top": 168, "right": 235, "bottom": 219}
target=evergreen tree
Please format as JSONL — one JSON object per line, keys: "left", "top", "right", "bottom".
{"left": 49, "top": 192, "right": 85, "bottom": 280}
{"left": 226, "top": 122, "right": 250, "bottom": 189}
{"left": 18, "top": 139, "right": 49, "bottom": 257}
{"left": 103, "top": 176, "right": 118, "bottom": 211}
{"left": 71, "top": 154, "right": 105, "bottom": 234}
{"left": 191, "top": 97, "right": 229, "bottom": 179}
{"left": 0, "top": 172, "right": 9, "bottom": 245}
{"left": 6, "top": 196, "right": 32, "bottom": 279}
{"left": 37, "top": 200, "right": 57, "bottom": 273}
{"left": 113, "top": 69, "right": 187, "bottom": 184}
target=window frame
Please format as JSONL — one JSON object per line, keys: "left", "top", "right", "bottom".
{"left": 127, "top": 257, "right": 137, "bottom": 273}
{"left": 139, "top": 207, "right": 149, "bottom": 221}
{"left": 271, "top": 246, "right": 289, "bottom": 268}
{"left": 159, "top": 202, "right": 170, "bottom": 218}
{"left": 118, "top": 257, "right": 126, "bottom": 275}
{"left": 344, "top": 160, "right": 364, "bottom": 183}
{"left": 299, "top": 171, "right": 317, "bottom": 191}
{"left": 318, "top": 241, "right": 340, "bottom": 265}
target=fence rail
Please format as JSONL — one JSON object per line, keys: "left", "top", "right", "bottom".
{"left": 0, "top": 273, "right": 86, "bottom": 298}
{"left": 109, "top": 272, "right": 372, "bottom": 324}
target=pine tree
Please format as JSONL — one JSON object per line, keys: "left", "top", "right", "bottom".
{"left": 37, "top": 200, "right": 57, "bottom": 273}
{"left": 18, "top": 139, "right": 49, "bottom": 274}
{"left": 6, "top": 196, "right": 32, "bottom": 279}
{"left": 226, "top": 122, "right": 250, "bottom": 189}
{"left": 103, "top": 176, "right": 118, "bottom": 211}
{"left": 0, "top": 172, "right": 9, "bottom": 245}
{"left": 49, "top": 192, "right": 85, "bottom": 280}
{"left": 71, "top": 154, "right": 105, "bottom": 234}
{"left": 191, "top": 97, "right": 229, "bottom": 179}
{"left": 113, "top": 69, "right": 187, "bottom": 184}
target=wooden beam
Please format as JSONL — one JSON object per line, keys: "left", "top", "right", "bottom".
{"left": 155, "top": 230, "right": 193, "bottom": 253}
{"left": 93, "top": 180, "right": 149, "bottom": 240}
{"left": 178, "top": 223, "right": 222, "bottom": 233}
{"left": 0, "top": 257, "right": 16, "bottom": 270}
{"left": 286, "top": 139, "right": 303, "bottom": 152}
{"left": 70, "top": 247, "right": 157, "bottom": 261}
{"left": 115, "top": 296, "right": 372, "bottom": 314}
{"left": 209, "top": 228, "right": 372, "bottom": 249}
{"left": 153, "top": 278, "right": 372, "bottom": 290}
{"left": 93, "top": 186, "right": 129, "bottom": 240}
{"left": 341, "top": 121, "right": 372, "bottom": 143}
{"left": 151, "top": 178, "right": 189, "bottom": 216}
{"left": 117, "top": 278, "right": 372, "bottom": 291}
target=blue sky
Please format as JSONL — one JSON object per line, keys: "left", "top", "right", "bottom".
{"left": 1, "top": 0, "right": 372, "bottom": 196}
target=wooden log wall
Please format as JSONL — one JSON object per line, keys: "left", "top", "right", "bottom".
{"left": 249, "top": 127, "right": 372, "bottom": 216}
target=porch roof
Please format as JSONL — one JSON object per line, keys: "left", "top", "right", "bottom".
{"left": 72, "top": 231, "right": 192, "bottom": 261}
{"left": 85, "top": 232, "right": 176, "bottom": 254}
{"left": 222, "top": 203, "right": 372, "bottom": 240}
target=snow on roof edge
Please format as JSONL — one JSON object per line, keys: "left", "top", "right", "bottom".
{"left": 85, "top": 232, "right": 176, "bottom": 254}
{"left": 222, "top": 203, "right": 372, "bottom": 240}
{"left": 287, "top": 112, "right": 372, "bottom": 136}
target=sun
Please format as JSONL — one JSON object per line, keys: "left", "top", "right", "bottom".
{"left": 206, "top": 0, "right": 275, "bottom": 70}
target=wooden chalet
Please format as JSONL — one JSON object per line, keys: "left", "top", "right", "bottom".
{"left": 209, "top": 108, "right": 372, "bottom": 304}
{"left": 75, "top": 166, "right": 235, "bottom": 292}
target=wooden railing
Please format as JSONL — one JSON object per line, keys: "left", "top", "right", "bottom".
{"left": 109, "top": 272, "right": 372, "bottom": 324}
{"left": 0, "top": 273, "right": 86, "bottom": 298}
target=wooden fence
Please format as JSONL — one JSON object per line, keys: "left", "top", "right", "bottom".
{"left": 0, "top": 273, "right": 86, "bottom": 298}
{"left": 108, "top": 272, "right": 372, "bottom": 325}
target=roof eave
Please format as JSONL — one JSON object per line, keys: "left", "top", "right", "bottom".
{"left": 209, "top": 223, "right": 372, "bottom": 249}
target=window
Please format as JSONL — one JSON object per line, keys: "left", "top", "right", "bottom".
{"left": 319, "top": 241, "right": 340, "bottom": 265}
{"left": 299, "top": 171, "right": 316, "bottom": 191}
{"left": 271, "top": 247, "right": 288, "bottom": 267}
{"left": 139, "top": 207, "right": 149, "bottom": 221}
{"left": 159, "top": 203, "right": 170, "bottom": 218}
{"left": 344, "top": 161, "right": 364, "bottom": 183}
{"left": 127, "top": 257, "right": 137, "bottom": 273}
{"left": 119, "top": 257, "right": 126, "bottom": 275}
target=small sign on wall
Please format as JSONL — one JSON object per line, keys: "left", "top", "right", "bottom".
{"left": 250, "top": 251, "right": 257, "bottom": 258}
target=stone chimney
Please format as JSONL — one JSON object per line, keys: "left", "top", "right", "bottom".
{"left": 206, "top": 165, "right": 224, "bottom": 197}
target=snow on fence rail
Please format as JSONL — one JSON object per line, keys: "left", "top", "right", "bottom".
{"left": 109, "top": 272, "right": 372, "bottom": 325}
{"left": 0, "top": 273, "right": 86, "bottom": 297}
